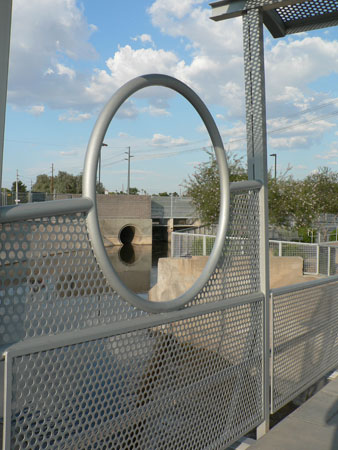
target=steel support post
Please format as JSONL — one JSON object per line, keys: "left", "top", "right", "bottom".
{"left": 242, "top": 8, "right": 270, "bottom": 436}
{"left": 0, "top": 0, "right": 12, "bottom": 191}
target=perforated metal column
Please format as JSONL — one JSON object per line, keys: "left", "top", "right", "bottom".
{"left": 242, "top": 8, "right": 270, "bottom": 436}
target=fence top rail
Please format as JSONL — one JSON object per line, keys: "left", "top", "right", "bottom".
{"left": 0, "top": 197, "right": 93, "bottom": 223}
{"left": 2, "top": 291, "right": 264, "bottom": 359}
{"left": 172, "top": 232, "right": 217, "bottom": 238}
{"left": 269, "top": 239, "right": 318, "bottom": 247}
{"left": 271, "top": 273, "right": 338, "bottom": 297}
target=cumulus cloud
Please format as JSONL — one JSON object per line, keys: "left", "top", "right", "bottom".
{"left": 58, "top": 111, "right": 91, "bottom": 122}
{"left": 150, "top": 133, "right": 189, "bottom": 146}
{"left": 56, "top": 63, "right": 76, "bottom": 80}
{"left": 8, "top": 0, "right": 97, "bottom": 108}
{"left": 27, "top": 105, "right": 45, "bottom": 116}
{"left": 131, "top": 34, "right": 155, "bottom": 46}
{"left": 7, "top": 0, "right": 338, "bottom": 159}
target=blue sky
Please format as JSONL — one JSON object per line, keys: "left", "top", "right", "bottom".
{"left": 3, "top": 0, "right": 338, "bottom": 193}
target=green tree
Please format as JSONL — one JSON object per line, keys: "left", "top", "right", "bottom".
{"left": 32, "top": 174, "right": 50, "bottom": 192}
{"left": 184, "top": 151, "right": 247, "bottom": 224}
{"left": 11, "top": 180, "right": 27, "bottom": 193}
{"left": 129, "top": 187, "right": 139, "bottom": 195}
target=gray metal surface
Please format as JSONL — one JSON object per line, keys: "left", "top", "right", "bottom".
{"left": 5, "top": 295, "right": 264, "bottom": 449}
{"left": 211, "top": 1, "right": 338, "bottom": 37}
{"left": 0, "top": 0, "right": 12, "bottom": 191}
{"left": 1, "top": 182, "right": 263, "bottom": 448}
{"left": 82, "top": 74, "right": 230, "bottom": 313}
{"left": 271, "top": 277, "right": 338, "bottom": 413}
{"left": 242, "top": 7, "right": 270, "bottom": 436}
{"left": 151, "top": 196, "right": 197, "bottom": 219}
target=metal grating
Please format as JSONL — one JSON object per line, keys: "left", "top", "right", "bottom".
{"left": 0, "top": 213, "right": 144, "bottom": 346}
{"left": 276, "top": 0, "right": 338, "bottom": 24}
{"left": 271, "top": 278, "right": 338, "bottom": 413}
{"left": 0, "top": 189, "right": 261, "bottom": 348}
{"left": 9, "top": 300, "right": 263, "bottom": 449}
{"left": 2, "top": 186, "right": 265, "bottom": 449}
{"left": 189, "top": 188, "right": 261, "bottom": 306}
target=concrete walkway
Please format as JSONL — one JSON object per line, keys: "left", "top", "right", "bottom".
{"left": 249, "top": 376, "right": 338, "bottom": 450}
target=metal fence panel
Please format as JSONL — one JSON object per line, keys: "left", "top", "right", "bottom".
{"left": 1, "top": 186, "right": 264, "bottom": 448}
{"left": 151, "top": 196, "right": 197, "bottom": 219}
{"left": 271, "top": 278, "right": 338, "bottom": 413}
{"left": 6, "top": 297, "right": 263, "bottom": 449}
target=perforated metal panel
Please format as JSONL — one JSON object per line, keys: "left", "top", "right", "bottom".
{"left": 271, "top": 278, "right": 338, "bottom": 413}
{"left": 276, "top": 0, "right": 338, "bottom": 23}
{"left": 8, "top": 298, "right": 263, "bottom": 450}
{"left": 2, "top": 186, "right": 265, "bottom": 449}
{"left": 0, "top": 213, "right": 144, "bottom": 346}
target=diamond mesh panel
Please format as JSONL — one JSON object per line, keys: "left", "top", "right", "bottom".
{"left": 271, "top": 279, "right": 338, "bottom": 413}
{"left": 0, "top": 213, "right": 144, "bottom": 346}
{"left": 9, "top": 300, "right": 263, "bottom": 449}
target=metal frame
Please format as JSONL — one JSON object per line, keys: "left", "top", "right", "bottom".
{"left": 0, "top": 0, "right": 12, "bottom": 191}
{"left": 82, "top": 74, "right": 230, "bottom": 313}
{"left": 270, "top": 275, "right": 338, "bottom": 413}
{"left": 0, "top": 197, "right": 93, "bottom": 223}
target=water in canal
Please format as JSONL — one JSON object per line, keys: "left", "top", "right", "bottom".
{"left": 105, "top": 241, "right": 170, "bottom": 298}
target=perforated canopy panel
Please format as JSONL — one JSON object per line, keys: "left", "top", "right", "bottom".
{"left": 264, "top": 0, "right": 338, "bottom": 37}
{"left": 210, "top": 0, "right": 338, "bottom": 37}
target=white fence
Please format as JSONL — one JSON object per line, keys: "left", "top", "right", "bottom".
{"left": 172, "top": 231, "right": 337, "bottom": 276}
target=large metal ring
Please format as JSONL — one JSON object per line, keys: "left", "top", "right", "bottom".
{"left": 82, "top": 74, "right": 230, "bottom": 313}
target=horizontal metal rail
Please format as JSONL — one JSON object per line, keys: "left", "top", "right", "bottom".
{"left": 271, "top": 273, "right": 338, "bottom": 296}
{"left": 2, "top": 291, "right": 264, "bottom": 359}
{"left": 269, "top": 239, "right": 318, "bottom": 247}
{"left": 229, "top": 179, "right": 262, "bottom": 192}
{"left": 0, "top": 197, "right": 93, "bottom": 223}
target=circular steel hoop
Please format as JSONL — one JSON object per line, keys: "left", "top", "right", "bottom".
{"left": 82, "top": 74, "right": 230, "bottom": 313}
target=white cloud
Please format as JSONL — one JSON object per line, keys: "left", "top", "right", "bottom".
{"left": 8, "top": 0, "right": 97, "bottom": 108}
{"left": 56, "top": 63, "right": 76, "bottom": 80}
{"left": 131, "top": 34, "right": 155, "bottom": 46}
{"left": 60, "top": 150, "right": 78, "bottom": 157}
{"left": 58, "top": 111, "right": 91, "bottom": 122}
{"left": 27, "top": 105, "right": 45, "bottom": 116}
{"left": 315, "top": 148, "right": 338, "bottom": 160}
{"left": 85, "top": 45, "right": 181, "bottom": 104}
{"left": 142, "top": 105, "right": 171, "bottom": 117}
{"left": 7, "top": 0, "right": 338, "bottom": 143}
{"left": 150, "top": 133, "right": 189, "bottom": 146}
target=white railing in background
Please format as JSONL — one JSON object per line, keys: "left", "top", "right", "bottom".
{"left": 172, "top": 231, "right": 337, "bottom": 276}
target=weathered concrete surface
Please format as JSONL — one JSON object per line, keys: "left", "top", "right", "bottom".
{"left": 99, "top": 218, "right": 152, "bottom": 245}
{"left": 269, "top": 255, "right": 318, "bottom": 288}
{"left": 249, "top": 375, "right": 338, "bottom": 450}
{"left": 149, "top": 255, "right": 319, "bottom": 303}
{"left": 148, "top": 256, "right": 208, "bottom": 302}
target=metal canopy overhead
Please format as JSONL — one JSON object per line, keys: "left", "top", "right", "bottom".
{"left": 211, "top": 0, "right": 338, "bottom": 37}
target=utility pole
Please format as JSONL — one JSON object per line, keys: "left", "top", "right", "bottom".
{"left": 51, "top": 163, "right": 54, "bottom": 195}
{"left": 270, "top": 153, "right": 277, "bottom": 179}
{"left": 125, "top": 146, "right": 133, "bottom": 194}
{"left": 98, "top": 143, "right": 107, "bottom": 193}
{"left": 15, "top": 169, "right": 19, "bottom": 204}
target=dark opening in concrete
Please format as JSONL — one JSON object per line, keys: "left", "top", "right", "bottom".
{"left": 119, "top": 225, "right": 136, "bottom": 244}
